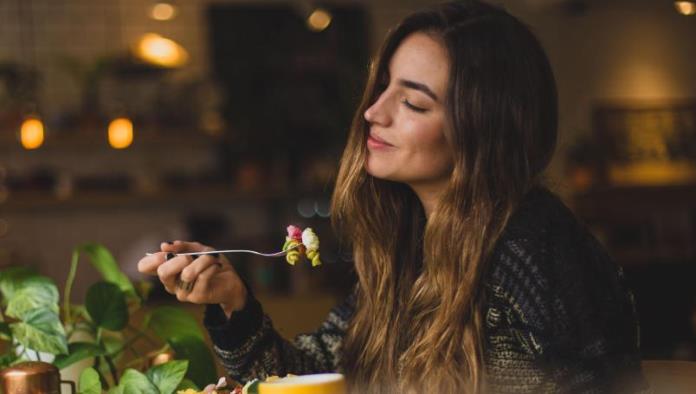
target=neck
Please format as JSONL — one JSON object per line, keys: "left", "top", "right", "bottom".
{"left": 409, "top": 179, "right": 448, "bottom": 219}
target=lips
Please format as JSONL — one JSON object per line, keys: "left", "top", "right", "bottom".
{"left": 368, "top": 132, "right": 393, "bottom": 147}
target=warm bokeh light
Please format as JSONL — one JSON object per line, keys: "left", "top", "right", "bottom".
{"left": 135, "top": 33, "right": 188, "bottom": 68}
{"left": 150, "top": 2, "right": 177, "bottom": 21}
{"left": 307, "top": 8, "right": 332, "bottom": 32}
{"left": 150, "top": 351, "right": 175, "bottom": 367}
{"left": 200, "top": 111, "right": 225, "bottom": 136}
{"left": 674, "top": 1, "right": 696, "bottom": 15}
{"left": 609, "top": 161, "right": 696, "bottom": 186}
{"left": 20, "top": 117, "right": 45, "bottom": 150}
{"left": 108, "top": 117, "right": 134, "bottom": 149}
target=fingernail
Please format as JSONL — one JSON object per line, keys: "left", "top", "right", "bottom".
{"left": 166, "top": 253, "right": 175, "bottom": 261}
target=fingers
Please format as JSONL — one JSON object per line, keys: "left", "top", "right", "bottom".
{"left": 137, "top": 252, "right": 168, "bottom": 276}
{"left": 138, "top": 240, "right": 210, "bottom": 276}
{"left": 180, "top": 253, "right": 222, "bottom": 283}
{"left": 160, "top": 240, "right": 211, "bottom": 254}
{"left": 145, "top": 240, "right": 239, "bottom": 305}
{"left": 176, "top": 262, "right": 222, "bottom": 303}
{"left": 158, "top": 254, "right": 194, "bottom": 294}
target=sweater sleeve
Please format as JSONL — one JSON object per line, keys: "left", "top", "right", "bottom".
{"left": 484, "top": 226, "right": 650, "bottom": 394}
{"left": 203, "top": 291, "right": 355, "bottom": 383}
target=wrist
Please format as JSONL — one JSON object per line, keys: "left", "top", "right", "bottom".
{"left": 219, "top": 283, "right": 247, "bottom": 318}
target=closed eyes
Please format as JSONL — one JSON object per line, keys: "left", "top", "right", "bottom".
{"left": 401, "top": 98, "right": 427, "bottom": 113}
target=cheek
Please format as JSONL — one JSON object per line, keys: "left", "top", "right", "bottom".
{"left": 406, "top": 121, "right": 452, "bottom": 175}
{"left": 364, "top": 116, "right": 452, "bottom": 182}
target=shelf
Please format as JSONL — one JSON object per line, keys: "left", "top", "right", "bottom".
{"left": 0, "top": 186, "right": 288, "bottom": 212}
{"left": 0, "top": 129, "right": 224, "bottom": 152}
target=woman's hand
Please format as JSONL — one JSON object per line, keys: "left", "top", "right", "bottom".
{"left": 137, "top": 240, "right": 247, "bottom": 318}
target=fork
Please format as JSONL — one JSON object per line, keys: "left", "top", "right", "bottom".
{"left": 145, "top": 243, "right": 300, "bottom": 258}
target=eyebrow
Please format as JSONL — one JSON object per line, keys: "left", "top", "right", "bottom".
{"left": 397, "top": 78, "right": 439, "bottom": 102}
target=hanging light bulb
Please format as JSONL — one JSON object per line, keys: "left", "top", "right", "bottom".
{"left": 19, "top": 116, "right": 45, "bottom": 150}
{"left": 675, "top": 1, "right": 696, "bottom": 15}
{"left": 135, "top": 33, "right": 188, "bottom": 68}
{"left": 306, "top": 8, "right": 332, "bottom": 32}
{"left": 108, "top": 117, "right": 134, "bottom": 149}
{"left": 150, "top": 1, "right": 177, "bottom": 21}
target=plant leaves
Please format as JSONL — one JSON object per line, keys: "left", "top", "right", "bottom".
{"left": 0, "top": 352, "right": 18, "bottom": 369}
{"left": 169, "top": 335, "right": 217, "bottom": 388}
{"left": 0, "top": 267, "right": 54, "bottom": 303}
{"left": 54, "top": 342, "right": 105, "bottom": 370}
{"left": 6, "top": 281, "right": 59, "bottom": 319}
{"left": 175, "top": 378, "right": 199, "bottom": 392}
{"left": 145, "top": 360, "right": 188, "bottom": 394}
{"left": 101, "top": 329, "right": 124, "bottom": 350}
{"left": 0, "top": 266, "right": 35, "bottom": 299}
{"left": 77, "top": 243, "right": 138, "bottom": 300}
{"left": 86, "top": 282, "right": 128, "bottom": 331}
{"left": 146, "top": 306, "right": 204, "bottom": 341}
{"left": 245, "top": 379, "right": 261, "bottom": 394}
{"left": 118, "top": 368, "right": 159, "bottom": 394}
{"left": 0, "top": 322, "right": 12, "bottom": 340}
{"left": 79, "top": 367, "right": 102, "bottom": 394}
{"left": 10, "top": 308, "right": 68, "bottom": 355}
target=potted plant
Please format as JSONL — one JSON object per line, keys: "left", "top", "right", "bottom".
{"left": 0, "top": 243, "right": 217, "bottom": 393}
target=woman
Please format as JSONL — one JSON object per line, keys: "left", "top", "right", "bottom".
{"left": 138, "top": 1, "right": 648, "bottom": 392}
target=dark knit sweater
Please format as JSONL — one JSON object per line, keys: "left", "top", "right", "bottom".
{"left": 204, "top": 186, "right": 649, "bottom": 393}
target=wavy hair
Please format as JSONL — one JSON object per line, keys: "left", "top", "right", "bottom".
{"left": 331, "top": 1, "right": 558, "bottom": 392}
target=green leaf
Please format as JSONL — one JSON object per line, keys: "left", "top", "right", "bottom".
{"left": 102, "top": 332, "right": 125, "bottom": 355}
{"left": 145, "top": 360, "right": 188, "bottom": 394}
{"left": 54, "top": 342, "right": 105, "bottom": 370}
{"left": 6, "top": 281, "right": 59, "bottom": 319}
{"left": 175, "top": 378, "right": 199, "bottom": 392}
{"left": 0, "top": 352, "right": 18, "bottom": 369}
{"left": 146, "top": 307, "right": 204, "bottom": 341}
{"left": 0, "top": 266, "right": 35, "bottom": 299}
{"left": 77, "top": 243, "right": 137, "bottom": 300}
{"left": 79, "top": 367, "right": 102, "bottom": 394}
{"left": 10, "top": 308, "right": 68, "bottom": 355}
{"left": 86, "top": 282, "right": 128, "bottom": 331}
{"left": 0, "top": 267, "right": 54, "bottom": 302}
{"left": 245, "top": 379, "right": 261, "bottom": 394}
{"left": 118, "top": 368, "right": 159, "bottom": 394}
{"left": 169, "top": 335, "right": 217, "bottom": 388}
{"left": 0, "top": 322, "right": 11, "bottom": 340}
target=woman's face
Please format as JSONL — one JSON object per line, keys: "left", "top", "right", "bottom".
{"left": 364, "top": 32, "right": 453, "bottom": 189}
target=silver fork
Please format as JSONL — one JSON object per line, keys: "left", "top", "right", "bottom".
{"left": 145, "top": 243, "right": 300, "bottom": 258}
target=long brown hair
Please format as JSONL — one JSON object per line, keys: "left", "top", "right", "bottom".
{"left": 331, "top": 1, "right": 558, "bottom": 392}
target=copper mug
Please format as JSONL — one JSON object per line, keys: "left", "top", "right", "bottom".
{"left": 0, "top": 361, "right": 76, "bottom": 394}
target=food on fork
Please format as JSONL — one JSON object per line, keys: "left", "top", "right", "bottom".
{"left": 282, "top": 225, "right": 322, "bottom": 267}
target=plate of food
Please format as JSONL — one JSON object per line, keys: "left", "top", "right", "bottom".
{"left": 178, "top": 373, "right": 346, "bottom": 394}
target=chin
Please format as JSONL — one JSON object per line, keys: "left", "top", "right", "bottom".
{"left": 365, "top": 166, "right": 401, "bottom": 183}
{"left": 364, "top": 161, "right": 392, "bottom": 181}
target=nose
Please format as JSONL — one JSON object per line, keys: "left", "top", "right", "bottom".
{"left": 364, "top": 91, "right": 392, "bottom": 127}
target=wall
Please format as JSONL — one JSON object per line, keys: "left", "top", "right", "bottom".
{"left": 2, "top": 0, "right": 696, "bottom": 292}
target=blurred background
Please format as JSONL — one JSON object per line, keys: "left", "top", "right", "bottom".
{"left": 0, "top": 0, "right": 695, "bottom": 363}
